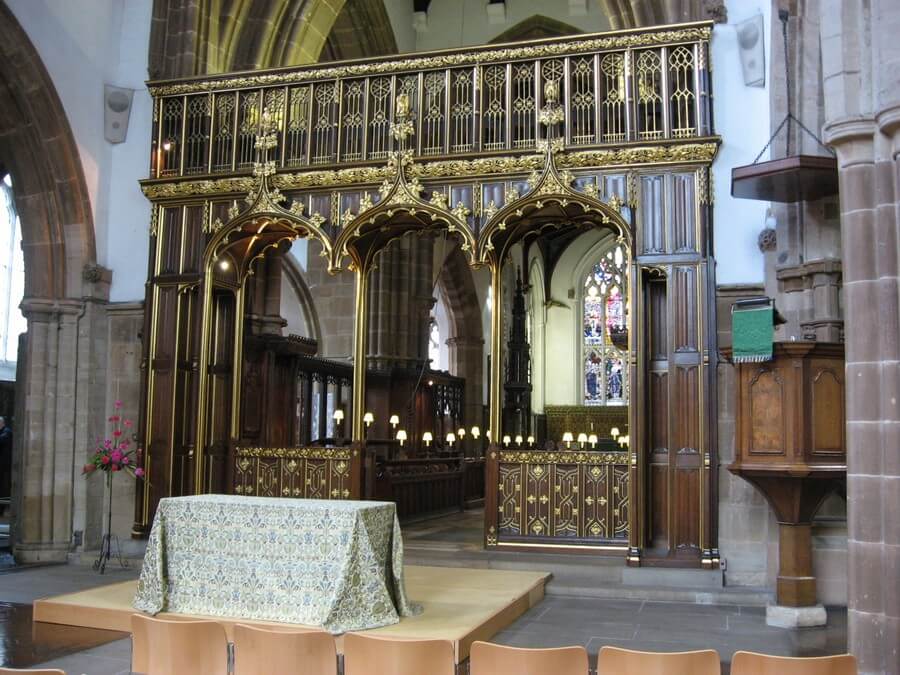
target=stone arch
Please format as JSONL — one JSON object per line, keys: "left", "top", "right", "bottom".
{"left": 282, "top": 252, "right": 322, "bottom": 344}
{"left": 0, "top": 4, "right": 102, "bottom": 563}
{"left": 0, "top": 3, "right": 95, "bottom": 300}
{"left": 436, "top": 245, "right": 484, "bottom": 424}
{"left": 490, "top": 15, "right": 582, "bottom": 43}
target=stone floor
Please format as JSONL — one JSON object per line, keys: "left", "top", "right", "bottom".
{"left": 0, "top": 509, "right": 848, "bottom": 674}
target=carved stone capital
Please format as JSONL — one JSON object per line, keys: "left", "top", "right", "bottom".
{"left": 823, "top": 117, "right": 877, "bottom": 166}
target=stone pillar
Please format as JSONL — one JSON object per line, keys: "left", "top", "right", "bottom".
{"left": 446, "top": 335, "right": 484, "bottom": 429}
{"left": 12, "top": 265, "right": 113, "bottom": 563}
{"left": 367, "top": 236, "right": 435, "bottom": 370}
{"left": 825, "top": 112, "right": 899, "bottom": 673}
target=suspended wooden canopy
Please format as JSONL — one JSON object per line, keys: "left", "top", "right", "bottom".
{"left": 731, "top": 154, "right": 838, "bottom": 203}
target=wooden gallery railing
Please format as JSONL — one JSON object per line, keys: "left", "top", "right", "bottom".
{"left": 486, "top": 448, "right": 630, "bottom": 548}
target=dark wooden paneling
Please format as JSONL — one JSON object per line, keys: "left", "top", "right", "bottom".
{"left": 672, "top": 266, "right": 698, "bottom": 352}
{"left": 673, "top": 466, "right": 700, "bottom": 554}
{"left": 640, "top": 175, "right": 665, "bottom": 254}
{"left": 671, "top": 173, "right": 697, "bottom": 253}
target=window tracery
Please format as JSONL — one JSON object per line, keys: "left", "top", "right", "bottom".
{"left": 582, "top": 244, "right": 628, "bottom": 406}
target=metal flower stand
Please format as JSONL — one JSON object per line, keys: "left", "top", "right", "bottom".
{"left": 94, "top": 470, "right": 129, "bottom": 574}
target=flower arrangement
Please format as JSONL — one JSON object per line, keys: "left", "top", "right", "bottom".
{"left": 83, "top": 400, "right": 144, "bottom": 479}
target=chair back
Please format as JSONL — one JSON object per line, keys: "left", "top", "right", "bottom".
{"left": 731, "top": 651, "right": 857, "bottom": 675}
{"left": 0, "top": 670, "right": 67, "bottom": 674}
{"left": 131, "top": 613, "right": 228, "bottom": 675}
{"left": 232, "top": 623, "right": 337, "bottom": 675}
{"left": 597, "top": 646, "right": 721, "bottom": 675}
{"left": 343, "top": 633, "right": 455, "bottom": 675}
{"left": 470, "top": 641, "right": 589, "bottom": 675}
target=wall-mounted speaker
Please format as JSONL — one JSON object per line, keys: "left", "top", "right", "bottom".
{"left": 104, "top": 84, "right": 135, "bottom": 144}
{"left": 736, "top": 14, "right": 766, "bottom": 87}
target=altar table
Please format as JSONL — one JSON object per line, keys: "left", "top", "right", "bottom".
{"left": 133, "top": 494, "right": 418, "bottom": 633}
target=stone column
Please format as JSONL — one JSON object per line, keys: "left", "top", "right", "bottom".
{"left": 825, "top": 112, "right": 899, "bottom": 673}
{"left": 12, "top": 266, "right": 113, "bottom": 563}
{"left": 446, "top": 335, "right": 484, "bottom": 429}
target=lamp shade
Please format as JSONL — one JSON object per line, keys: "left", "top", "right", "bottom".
{"left": 389, "top": 414, "right": 400, "bottom": 426}
{"left": 515, "top": 434, "right": 523, "bottom": 446}
{"left": 588, "top": 433, "right": 598, "bottom": 447}
{"left": 446, "top": 432, "right": 456, "bottom": 444}
{"left": 562, "top": 432, "right": 574, "bottom": 443}
{"left": 502, "top": 435, "right": 511, "bottom": 447}
{"left": 363, "top": 412, "right": 374, "bottom": 426}
{"left": 577, "top": 432, "right": 588, "bottom": 444}
{"left": 332, "top": 409, "right": 344, "bottom": 421}
{"left": 396, "top": 429, "right": 407, "bottom": 445}
{"left": 527, "top": 435, "right": 535, "bottom": 445}
{"left": 423, "top": 431, "right": 433, "bottom": 444}
{"left": 610, "top": 426, "right": 620, "bottom": 438}
{"left": 457, "top": 427, "right": 466, "bottom": 438}
{"left": 471, "top": 426, "right": 481, "bottom": 439}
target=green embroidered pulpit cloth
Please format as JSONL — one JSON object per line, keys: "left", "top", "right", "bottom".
{"left": 133, "top": 495, "right": 419, "bottom": 633}
{"left": 732, "top": 304, "right": 775, "bottom": 363}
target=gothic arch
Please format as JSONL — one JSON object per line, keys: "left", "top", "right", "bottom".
{"left": 0, "top": 3, "right": 95, "bottom": 300}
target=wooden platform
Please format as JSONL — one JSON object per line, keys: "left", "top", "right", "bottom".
{"left": 33, "top": 565, "right": 548, "bottom": 662}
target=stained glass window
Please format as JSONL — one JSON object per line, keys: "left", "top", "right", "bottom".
{"left": 583, "top": 244, "right": 628, "bottom": 405}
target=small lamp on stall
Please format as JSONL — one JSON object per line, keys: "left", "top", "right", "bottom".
{"left": 577, "top": 432, "right": 588, "bottom": 449}
{"left": 502, "top": 434, "right": 511, "bottom": 447}
{"left": 610, "top": 426, "right": 620, "bottom": 440}
{"left": 332, "top": 409, "right": 344, "bottom": 440}
{"left": 389, "top": 414, "right": 400, "bottom": 431}
{"left": 446, "top": 432, "right": 456, "bottom": 449}
{"left": 457, "top": 427, "right": 466, "bottom": 440}
{"left": 515, "top": 434, "right": 523, "bottom": 447}
{"left": 588, "top": 433, "right": 598, "bottom": 449}
{"left": 486, "top": 430, "right": 491, "bottom": 442}
{"left": 423, "top": 431, "right": 433, "bottom": 448}
{"left": 562, "top": 431, "right": 574, "bottom": 449}
{"left": 471, "top": 426, "right": 480, "bottom": 440}
{"left": 363, "top": 412, "right": 374, "bottom": 428}
{"left": 396, "top": 429, "right": 407, "bottom": 447}
{"left": 527, "top": 435, "right": 535, "bottom": 447}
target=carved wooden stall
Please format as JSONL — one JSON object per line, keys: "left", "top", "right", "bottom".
{"left": 134, "top": 22, "right": 721, "bottom": 568}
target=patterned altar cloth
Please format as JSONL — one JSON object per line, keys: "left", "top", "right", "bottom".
{"left": 133, "top": 494, "right": 419, "bottom": 633}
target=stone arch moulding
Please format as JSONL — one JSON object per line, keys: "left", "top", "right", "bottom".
{"left": 0, "top": 3, "right": 96, "bottom": 300}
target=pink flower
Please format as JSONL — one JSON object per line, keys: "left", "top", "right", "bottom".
{"left": 109, "top": 415, "right": 120, "bottom": 422}
{"left": 101, "top": 455, "right": 111, "bottom": 465}
{"left": 122, "top": 456, "right": 130, "bottom": 465}
{"left": 124, "top": 420, "right": 133, "bottom": 428}
{"left": 114, "top": 400, "right": 122, "bottom": 409}
{"left": 103, "top": 439, "right": 112, "bottom": 449}
{"left": 120, "top": 440, "right": 130, "bottom": 449}
{"left": 110, "top": 450, "right": 123, "bottom": 463}
{"left": 134, "top": 467, "right": 145, "bottom": 478}
{"left": 113, "top": 430, "right": 123, "bottom": 438}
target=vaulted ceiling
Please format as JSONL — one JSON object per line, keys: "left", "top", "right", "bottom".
{"left": 148, "top": 0, "right": 725, "bottom": 79}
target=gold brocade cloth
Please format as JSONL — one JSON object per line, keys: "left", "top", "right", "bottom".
{"left": 133, "top": 494, "right": 419, "bottom": 633}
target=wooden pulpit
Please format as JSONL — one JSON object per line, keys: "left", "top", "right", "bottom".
{"left": 725, "top": 342, "right": 846, "bottom": 625}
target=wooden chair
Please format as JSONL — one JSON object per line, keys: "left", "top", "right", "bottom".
{"left": 232, "top": 623, "right": 337, "bottom": 675}
{"left": 470, "top": 641, "right": 589, "bottom": 674}
{"left": 0, "top": 670, "right": 66, "bottom": 674}
{"left": 731, "top": 651, "right": 857, "bottom": 675}
{"left": 343, "top": 633, "right": 455, "bottom": 675}
{"left": 597, "top": 646, "right": 721, "bottom": 675}
{"left": 131, "top": 614, "right": 228, "bottom": 675}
